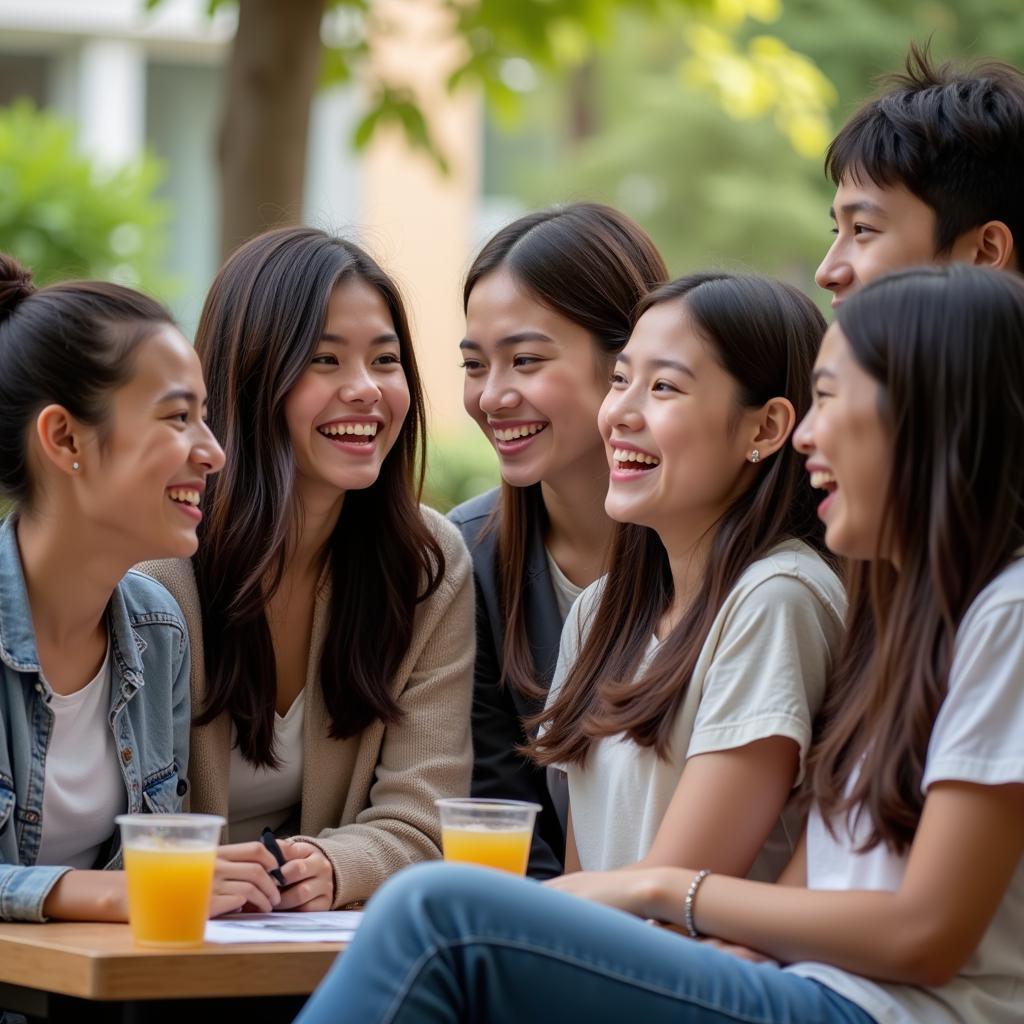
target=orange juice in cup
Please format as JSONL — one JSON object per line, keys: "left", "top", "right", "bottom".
{"left": 436, "top": 799, "right": 541, "bottom": 876}
{"left": 116, "top": 813, "right": 224, "bottom": 948}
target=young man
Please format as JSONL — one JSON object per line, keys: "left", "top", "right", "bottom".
{"left": 816, "top": 43, "right": 1024, "bottom": 308}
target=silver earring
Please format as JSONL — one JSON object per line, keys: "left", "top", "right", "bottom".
{"left": 72, "top": 462, "right": 80, "bottom": 471}
{"left": 750, "top": 450, "right": 760, "bottom": 464}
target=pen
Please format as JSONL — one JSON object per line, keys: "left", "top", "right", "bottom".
{"left": 260, "top": 826, "right": 287, "bottom": 886}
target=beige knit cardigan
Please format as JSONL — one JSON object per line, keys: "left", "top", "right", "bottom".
{"left": 138, "top": 507, "right": 474, "bottom": 908}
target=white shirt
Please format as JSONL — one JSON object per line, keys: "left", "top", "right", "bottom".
{"left": 787, "top": 555, "right": 1024, "bottom": 1024}
{"left": 547, "top": 539, "right": 846, "bottom": 878}
{"left": 37, "top": 642, "right": 126, "bottom": 869}
{"left": 228, "top": 688, "right": 306, "bottom": 842}
{"left": 545, "top": 548, "right": 584, "bottom": 621}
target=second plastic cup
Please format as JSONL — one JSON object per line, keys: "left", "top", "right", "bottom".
{"left": 116, "top": 813, "right": 225, "bottom": 948}
{"left": 436, "top": 798, "right": 541, "bottom": 876}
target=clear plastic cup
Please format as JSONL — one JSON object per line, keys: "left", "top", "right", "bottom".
{"left": 116, "top": 813, "right": 225, "bottom": 948}
{"left": 436, "top": 798, "right": 541, "bottom": 876}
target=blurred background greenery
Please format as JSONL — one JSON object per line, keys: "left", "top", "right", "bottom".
{"left": 2, "top": 0, "right": 1022, "bottom": 512}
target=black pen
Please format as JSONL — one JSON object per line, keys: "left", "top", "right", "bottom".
{"left": 260, "top": 826, "right": 287, "bottom": 886}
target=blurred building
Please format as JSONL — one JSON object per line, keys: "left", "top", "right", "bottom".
{"left": 0, "top": 0, "right": 485, "bottom": 429}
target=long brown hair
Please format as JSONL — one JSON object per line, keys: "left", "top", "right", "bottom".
{"left": 463, "top": 203, "right": 668, "bottom": 704}
{"left": 808, "top": 265, "right": 1024, "bottom": 853}
{"left": 193, "top": 227, "right": 444, "bottom": 768}
{"left": 530, "top": 273, "right": 829, "bottom": 766}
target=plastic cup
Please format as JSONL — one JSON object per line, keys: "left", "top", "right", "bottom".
{"left": 116, "top": 813, "right": 224, "bottom": 948}
{"left": 436, "top": 798, "right": 541, "bottom": 876}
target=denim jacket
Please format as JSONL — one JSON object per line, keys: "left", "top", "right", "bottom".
{"left": 0, "top": 516, "right": 191, "bottom": 921}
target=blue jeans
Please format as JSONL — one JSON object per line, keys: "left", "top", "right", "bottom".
{"left": 296, "top": 863, "right": 875, "bottom": 1024}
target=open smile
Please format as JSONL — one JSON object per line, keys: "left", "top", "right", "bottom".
{"left": 166, "top": 486, "right": 203, "bottom": 523}
{"left": 317, "top": 420, "right": 382, "bottom": 454}
{"left": 809, "top": 468, "right": 838, "bottom": 518}
{"left": 610, "top": 445, "right": 660, "bottom": 481}
{"left": 491, "top": 421, "right": 548, "bottom": 456}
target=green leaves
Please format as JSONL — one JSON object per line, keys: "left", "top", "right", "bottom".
{"left": 0, "top": 100, "right": 173, "bottom": 296}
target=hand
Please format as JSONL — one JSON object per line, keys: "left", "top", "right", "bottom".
{"left": 210, "top": 841, "right": 283, "bottom": 916}
{"left": 700, "top": 937, "right": 778, "bottom": 966}
{"left": 275, "top": 840, "right": 334, "bottom": 911}
{"left": 543, "top": 868, "right": 652, "bottom": 917}
{"left": 41, "top": 869, "right": 129, "bottom": 922}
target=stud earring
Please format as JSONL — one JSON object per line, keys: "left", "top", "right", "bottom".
{"left": 72, "top": 462, "right": 80, "bottom": 471}
{"left": 750, "top": 450, "right": 760, "bottom": 464}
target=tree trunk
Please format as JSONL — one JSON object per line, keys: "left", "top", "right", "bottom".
{"left": 217, "top": 0, "right": 327, "bottom": 259}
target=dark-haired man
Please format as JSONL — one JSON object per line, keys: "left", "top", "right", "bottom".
{"left": 816, "top": 44, "right": 1024, "bottom": 308}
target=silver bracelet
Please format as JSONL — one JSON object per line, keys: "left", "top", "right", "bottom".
{"left": 684, "top": 868, "right": 712, "bottom": 938}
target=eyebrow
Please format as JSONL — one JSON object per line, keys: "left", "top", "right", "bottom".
{"left": 459, "top": 331, "right": 556, "bottom": 351}
{"left": 811, "top": 368, "right": 836, "bottom": 385}
{"left": 157, "top": 388, "right": 202, "bottom": 405}
{"left": 828, "top": 200, "right": 888, "bottom": 221}
{"left": 320, "top": 332, "right": 400, "bottom": 345}
{"left": 616, "top": 352, "right": 696, "bottom": 379}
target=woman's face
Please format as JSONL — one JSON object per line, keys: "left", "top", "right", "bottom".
{"left": 462, "top": 269, "right": 610, "bottom": 489}
{"left": 284, "top": 277, "right": 411, "bottom": 510}
{"left": 598, "top": 301, "right": 759, "bottom": 540}
{"left": 793, "top": 323, "right": 891, "bottom": 560}
{"left": 76, "top": 326, "right": 225, "bottom": 560}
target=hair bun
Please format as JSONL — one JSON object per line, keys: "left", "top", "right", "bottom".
{"left": 0, "top": 253, "right": 36, "bottom": 323}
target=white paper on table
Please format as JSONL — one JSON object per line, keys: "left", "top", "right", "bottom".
{"left": 204, "top": 910, "right": 362, "bottom": 944}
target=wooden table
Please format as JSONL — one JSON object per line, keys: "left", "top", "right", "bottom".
{"left": 0, "top": 921, "right": 344, "bottom": 1023}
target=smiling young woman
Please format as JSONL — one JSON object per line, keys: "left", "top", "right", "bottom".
{"left": 531, "top": 273, "right": 845, "bottom": 883}
{"left": 140, "top": 227, "right": 474, "bottom": 912}
{"left": 448, "top": 203, "right": 668, "bottom": 878}
{"left": 0, "top": 253, "right": 225, "bottom": 923}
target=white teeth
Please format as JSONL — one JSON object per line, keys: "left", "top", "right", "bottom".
{"left": 810, "top": 470, "right": 837, "bottom": 490}
{"left": 319, "top": 422, "right": 378, "bottom": 437}
{"left": 612, "top": 448, "right": 660, "bottom": 467}
{"left": 493, "top": 423, "right": 547, "bottom": 442}
{"left": 168, "top": 488, "right": 200, "bottom": 507}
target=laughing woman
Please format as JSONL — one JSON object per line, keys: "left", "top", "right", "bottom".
{"left": 142, "top": 228, "right": 474, "bottom": 913}
{"left": 448, "top": 204, "right": 668, "bottom": 877}
{"left": 0, "top": 255, "right": 225, "bottom": 922}
{"left": 532, "top": 273, "right": 845, "bottom": 884}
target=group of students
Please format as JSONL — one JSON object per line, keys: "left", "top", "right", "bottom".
{"left": 2, "top": 44, "right": 1024, "bottom": 1024}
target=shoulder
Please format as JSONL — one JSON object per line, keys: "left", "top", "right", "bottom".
{"left": 728, "top": 540, "right": 846, "bottom": 624}
{"left": 447, "top": 488, "right": 499, "bottom": 545}
{"left": 118, "top": 568, "right": 188, "bottom": 635}
{"left": 131, "top": 559, "right": 203, "bottom": 635}
{"left": 959, "top": 556, "right": 1024, "bottom": 632}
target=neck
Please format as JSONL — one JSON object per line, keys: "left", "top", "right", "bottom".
{"left": 540, "top": 444, "right": 614, "bottom": 587}
{"left": 15, "top": 511, "right": 123, "bottom": 651}
{"left": 655, "top": 510, "right": 723, "bottom": 633}
{"left": 288, "top": 485, "right": 345, "bottom": 578}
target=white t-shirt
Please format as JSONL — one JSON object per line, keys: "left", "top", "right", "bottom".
{"left": 228, "top": 688, "right": 306, "bottom": 842}
{"left": 547, "top": 539, "right": 846, "bottom": 877}
{"left": 37, "top": 643, "right": 126, "bottom": 869}
{"left": 545, "top": 548, "right": 585, "bottom": 621}
{"left": 787, "top": 555, "right": 1024, "bottom": 1024}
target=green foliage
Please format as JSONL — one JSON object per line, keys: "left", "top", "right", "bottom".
{"left": 0, "top": 100, "right": 173, "bottom": 295}
{"left": 423, "top": 429, "right": 501, "bottom": 514}
{"left": 490, "top": 0, "right": 1024, "bottom": 298}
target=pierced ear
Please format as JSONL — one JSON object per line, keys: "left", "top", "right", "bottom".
{"left": 972, "top": 221, "right": 1014, "bottom": 270}
{"left": 34, "top": 405, "right": 84, "bottom": 477}
{"left": 749, "top": 397, "right": 796, "bottom": 460}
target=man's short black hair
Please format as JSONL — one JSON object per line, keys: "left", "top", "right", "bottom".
{"left": 826, "top": 42, "right": 1024, "bottom": 260}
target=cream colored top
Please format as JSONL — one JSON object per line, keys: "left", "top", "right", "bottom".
{"left": 548, "top": 539, "right": 846, "bottom": 880}
{"left": 138, "top": 506, "right": 475, "bottom": 907}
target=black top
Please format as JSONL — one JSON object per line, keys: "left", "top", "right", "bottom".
{"left": 448, "top": 488, "right": 567, "bottom": 878}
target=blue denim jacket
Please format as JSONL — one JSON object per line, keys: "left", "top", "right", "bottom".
{"left": 0, "top": 516, "right": 191, "bottom": 921}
